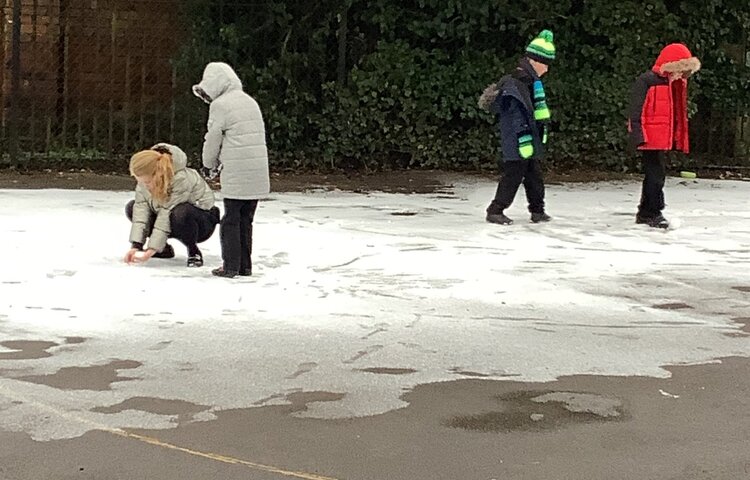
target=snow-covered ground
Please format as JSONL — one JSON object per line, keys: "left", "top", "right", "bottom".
{"left": 1, "top": 176, "right": 749, "bottom": 440}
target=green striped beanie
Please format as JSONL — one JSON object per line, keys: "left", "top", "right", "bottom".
{"left": 525, "top": 29, "right": 556, "bottom": 64}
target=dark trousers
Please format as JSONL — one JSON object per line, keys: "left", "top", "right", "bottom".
{"left": 638, "top": 150, "right": 666, "bottom": 218}
{"left": 220, "top": 199, "right": 259, "bottom": 274}
{"left": 126, "top": 201, "right": 219, "bottom": 254}
{"left": 488, "top": 158, "right": 545, "bottom": 214}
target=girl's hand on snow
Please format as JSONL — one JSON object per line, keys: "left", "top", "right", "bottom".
{"left": 125, "top": 248, "right": 155, "bottom": 264}
{"left": 131, "top": 249, "right": 156, "bottom": 264}
{"left": 124, "top": 248, "right": 140, "bottom": 264}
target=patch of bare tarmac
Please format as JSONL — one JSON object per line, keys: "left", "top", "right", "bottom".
{"left": 0, "top": 341, "right": 58, "bottom": 360}
{"left": 91, "top": 397, "right": 209, "bottom": 423}
{"left": 731, "top": 317, "right": 750, "bottom": 333}
{"left": 3, "top": 358, "right": 750, "bottom": 480}
{"left": 652, "top": 302, "right": 694, "bottom": 310}
{"left": 16, "top": 360, "right": 142, "bottom": 390}
{"left": 285, "top": 391, "right": 347, "bottom": 411}
{"left": 357, "top": 367, "right": 418, "bottom": 375}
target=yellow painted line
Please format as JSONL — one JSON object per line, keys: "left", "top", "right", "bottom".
{"left": 0, "top": 383, "right": 342, "bottom": 480}
{"left": 109, "top": 430, "right": 340, "bottom": 480}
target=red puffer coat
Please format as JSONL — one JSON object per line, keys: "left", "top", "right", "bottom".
{"left": 627, "top": 43, "right": 701, "bottom": 153}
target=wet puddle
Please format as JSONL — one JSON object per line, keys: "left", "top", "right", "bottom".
{"left": 446, "top": 390, "right": 624, "bottom": 432}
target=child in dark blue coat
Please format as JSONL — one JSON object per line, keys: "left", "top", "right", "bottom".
{"left": 479, "top": 30, "right": 555, "bottom": 225}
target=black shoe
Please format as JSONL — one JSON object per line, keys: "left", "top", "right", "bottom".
{"left": 238, "top": 269, "right": 252, "bottom": 277}
{"left": 152, "top": 243, "right": 175, "bottom": 259}
{"left": 636, "top": 214, "right": 669, "bottom": 229}
{"left": 212, "top": 266, "right": 238, "bottom": 278}
{"left": 531, "top": 212, "right": 551, "bottom": 223}
{"left": 187, "top": 252, "right": 203, "bottom": 268}
{"left": 486, "top": 212, "right": 513, "bottom": 225}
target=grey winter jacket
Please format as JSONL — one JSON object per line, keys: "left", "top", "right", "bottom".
{"left": 193, "top": 62, "right": 271, "bottom": 199}
{"left": 129, "top": 143, "right": 216, "bottom": 252}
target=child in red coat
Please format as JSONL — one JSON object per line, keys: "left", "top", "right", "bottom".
{"left": 628, "top": 43, "right": 701, "bottom": 228}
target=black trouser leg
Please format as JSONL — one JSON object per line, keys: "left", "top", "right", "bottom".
{"left": 239, "top": 200, "right": 259, "bottom": 275}
{"left": 638, "top": 150, "right": 666, "bottom": 218}
{"left": 125, "top": 200, "right": 135, "bottom": 221}
{"left": 523, "top": 158, "right": 545, "bottom": 214}
{"left": 488, "top": 161, "right": 525, "bottom": 213}
{"left": 170, "top": 203, "right": 218, "bottom": 256}
{"left": 221, "top": 199, "right": 245, "bottom": 272}
{"left": 196, "top": 206, "right": 221, "bottom": 244}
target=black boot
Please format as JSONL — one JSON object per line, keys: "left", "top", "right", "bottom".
{"left": 212, "top": 266, "right": 238, "bottom": 278}
{"left": 152, "top": 243, "right": 175, "bottom": 259}
{"left": 486, "top": 211, "right": 513, "bottom": 225}
{"left": 486, "top": 201, "right": 513, "bottom": 225}
{"left": 531, "top": 212, "right": 551, "bottom": 223}
{"left": 636, "top": 213, "right": 669, "bottom": 229}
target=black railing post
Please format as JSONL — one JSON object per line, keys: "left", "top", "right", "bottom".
{"left": 8, "top": 0, "right": 21, "bottom": 166}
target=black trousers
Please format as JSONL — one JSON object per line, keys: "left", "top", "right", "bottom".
{"left": 220, "top": 199, "right": 259, "bottom": 274}
{"left": 126, "top": 201, "right": 219, "bottom": 254}
{"left": 488, "top": 158, "right": 545, "bottom": 214}
{"left": 638, "top": 150, "right": 666, "bottom": 218}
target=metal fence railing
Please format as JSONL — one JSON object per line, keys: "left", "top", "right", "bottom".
{"left": 0, "top": 0, "right": 747, "bottom": 169}
{"left": 0, "top": 0, "right": 205, "bottom": 168}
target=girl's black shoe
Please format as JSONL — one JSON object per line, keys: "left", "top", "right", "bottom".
{"left": 187, "top": 253, "right": 203, "bottom": 268}
{"left": 152, "top": 243, "right": 175, "bottom": 259}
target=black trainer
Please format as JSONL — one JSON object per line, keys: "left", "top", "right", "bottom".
{"left": 152, "top": 243, "right": 175, "bottom": 259}
{"left": 531, "top": 212, "right": 552, "bottom": 223}
{"left": 636, "top": 214, "right": 669, "bottom": 229}
{"left": 486, "top": 212, "right": 513, "bottom": 225}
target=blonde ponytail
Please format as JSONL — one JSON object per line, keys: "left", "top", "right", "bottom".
{"left": 129, "top": 149, "right": 175, "bottom": 204}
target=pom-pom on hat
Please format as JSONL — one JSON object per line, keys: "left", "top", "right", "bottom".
{"left": 526, "top": 29, "right": 556, "bottom": 65}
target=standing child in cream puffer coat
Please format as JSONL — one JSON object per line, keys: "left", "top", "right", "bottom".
{"left": 193, "top": 62, "right": 271, "bottom": 278}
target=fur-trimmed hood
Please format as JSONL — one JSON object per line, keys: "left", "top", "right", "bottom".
{"left": 652, "top": 43, "right": 701, "bottom": 78}
{"left": 192, "top": 62, "right": 243, "bottom": 103}
{"left": 478, "top": 58, "right": 539, "bottom": 113}
{"left": 478, "top": 83, "right": 501, "bottom": 112}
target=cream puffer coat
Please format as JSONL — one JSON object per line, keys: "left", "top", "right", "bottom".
{"left": 129, "top": 143, "right": 215, "bottom": 252}
{"left": 193, "top": 62, "right": 271, "bottom": 199}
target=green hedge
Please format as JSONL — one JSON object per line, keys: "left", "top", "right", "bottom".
{"left": 175, "top": 0, "right": 750, "bottom": 172}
